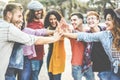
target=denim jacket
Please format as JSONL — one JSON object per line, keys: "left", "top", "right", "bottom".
{"left": 8, "top": 28, "right": 47, "bottom": 69}
{"left": 8, "top": 43, "right": 24, "bottom": 69}
{"left": 77, "top": 31, "right": 119, "bottom": 73}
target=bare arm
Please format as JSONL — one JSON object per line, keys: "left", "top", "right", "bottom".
{"left": 63, "top": 32, "right": 78, "bottom": 39}
{"left": 34, "top": 31, "right": 62, "bottom": 45}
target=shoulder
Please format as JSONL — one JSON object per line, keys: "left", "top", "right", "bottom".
{"left": 98, "top": 24, "right": 106, "bottom": 31}
{"left": 0, "top": 19, "right": 12, "bottom": 28}
{"left": 98, "top": 31, "right": 112, "bottom": 39}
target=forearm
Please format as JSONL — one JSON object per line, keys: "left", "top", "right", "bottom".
{"left": 34, "top": 36, "right": 57, "bottom": 45}
{"left": 46, "top": 29, "right": 54, "bottom": 35}
{"left": 63, "top": 33, "right": 78, "bottom": 39}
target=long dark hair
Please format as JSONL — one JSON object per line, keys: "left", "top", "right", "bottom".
{"left": 44, "top": 10, "right": 62, "bottom": 28}
{"left": 25, "top": 10, "right": 43, "bottom": 23}
{"left": 104, "top": 8, "right": 120, "bottom": 51}
{"left": 112, "top": 17, "right": 120, "bottom": 51}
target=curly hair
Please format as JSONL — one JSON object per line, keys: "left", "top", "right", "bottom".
{"left": 112, "top": 17, "right": 120, "bottom": 51}
{"left": 44, "top": 10, "right": 62, "bottom": 28}
{"left": 25, "top": 9, "right": 44, "bottom": 23}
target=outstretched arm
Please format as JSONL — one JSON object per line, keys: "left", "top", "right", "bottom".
{"left": 34, "top": 31, "right": 62, "bottom": 45}
{"left": 63, "top": 32, "right": 78, "bottom": 39}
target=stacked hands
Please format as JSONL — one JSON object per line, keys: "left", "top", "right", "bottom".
{"left": 57, "top": 18, "right": 70, "bottom": 32}
{"left": 53, "top": 18, "right": 70, "bottom": 41}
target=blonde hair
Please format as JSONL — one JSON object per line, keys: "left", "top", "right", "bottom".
{"left": 3, "top": 3, "right": 23, "bottom": 20}
{"left": 87, "top": 11, "right": 99, "bottom": 20}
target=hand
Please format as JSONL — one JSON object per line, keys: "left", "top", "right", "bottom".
{"left": 53, "top": 31, "right": 63, "bottom": 41}
{"left": 60, "top": 18, "right": 69, "bottom": 31}
{"left": 56, "top": 18, "right": 71, "bottom": 33}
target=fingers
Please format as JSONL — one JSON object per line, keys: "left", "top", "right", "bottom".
{"left": 53, "top": 31, "right": 63, "bottom": 42}
{"left": 53, "top": 18, "right": 71, "bottom": 40}
{"left": 56, "top": 18, "right": 70, "bottom": 33}
{"left": 54, "top": 30, "right": 63, "bottom": 37}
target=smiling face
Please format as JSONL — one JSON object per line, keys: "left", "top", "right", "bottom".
{"left": 87, "top": 15, "right": 99, "bottom": 28}
{"left": 71, "top": 15, "right": 83, "bottom": 29}
{"left": 49, "top": 14, "right": 58, "bottom": 27}
{"left": 9, "top": 10, "right": 23, "bottom": 29}
{"left": 105, "top": 14, "right": 114, "bottom": 30}
{"left": 34, "top": 10, "right": 43, "bottom": 19}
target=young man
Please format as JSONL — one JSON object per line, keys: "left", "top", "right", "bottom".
{"left": 25, "top": 1, "right": 45, "bottom": 80}
{"left": 0, "top": 3, "right": 61, "bottom": 80}
{"left": 87, "top": 11, "right": 111, "bottom": 80}
{"left": 70, "top": 12, "right": 85, "bottom": 80}
{"left": 69, "top": 12, "right": 94, "bottom": 80}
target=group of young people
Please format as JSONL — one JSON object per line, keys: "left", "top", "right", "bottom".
{"left": 63, "top": 7, "right": 120, "bottom": 80}
{"left": 0, "top": 1, "right": 62, "bottom": 80}
{"left": 0, "top": 0, "right": 120, "bottom": 80}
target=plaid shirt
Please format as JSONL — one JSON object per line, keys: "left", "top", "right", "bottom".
{"left": 112, "top": 47, "right": 120, "bottom": 73}
{"left": 82, "top": 42, "right": 93, "bottom": 72}
{"left": 82, "top": 30, "right": 93, "bottom": 72}
{"left": 112, "top": 47, "right": 120, "bottom": 60}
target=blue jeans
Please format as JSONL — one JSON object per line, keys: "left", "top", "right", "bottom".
{"left": 48, "top": 72, "right": 61, "bottom": 80}
{"left": 18, "top": 56, "right": 31, "bottom": 80}
{"left": 72, "top": 65, "right": 94, "bottom": 80}
{"left": 109, "top": 72, "right": 120, "bottom": 80}
{"left": 72, "top": 65, "right": 83, "bottom": 80}
{"left": 30, "top": 60, "right": 43, "bottom": 80}
{"left": 5, "top": 57, "right": 31, "bottom": 80}
{"left": 98, "top": 71, "right": 111, "bottom": 80}
{"left": 5, "top": 68, "right": 20, "bottom": 80}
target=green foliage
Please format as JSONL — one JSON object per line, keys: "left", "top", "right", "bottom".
{"left": 6, "top": 0, "right": 119, "bottom": 21}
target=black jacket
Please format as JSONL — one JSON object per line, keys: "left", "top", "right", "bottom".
{"left": 91, "top": 26, "right": 111, "bottom": 72}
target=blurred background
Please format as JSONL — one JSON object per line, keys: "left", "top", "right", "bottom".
{"left": 0, "top": 0, "right": 120, "bottom": 22}
{"left": 0, "top": 0, "right": 120, "bottom": 80}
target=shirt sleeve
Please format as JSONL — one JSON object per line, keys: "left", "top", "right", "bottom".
{"left": 8, "top": 24, "right": 37, "bottom": 46}
{"left": 77, "top": 31, "right": 106, "bottom": 42}
{"left": 35, "top": 29, "right": 47, "bottom": 36}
